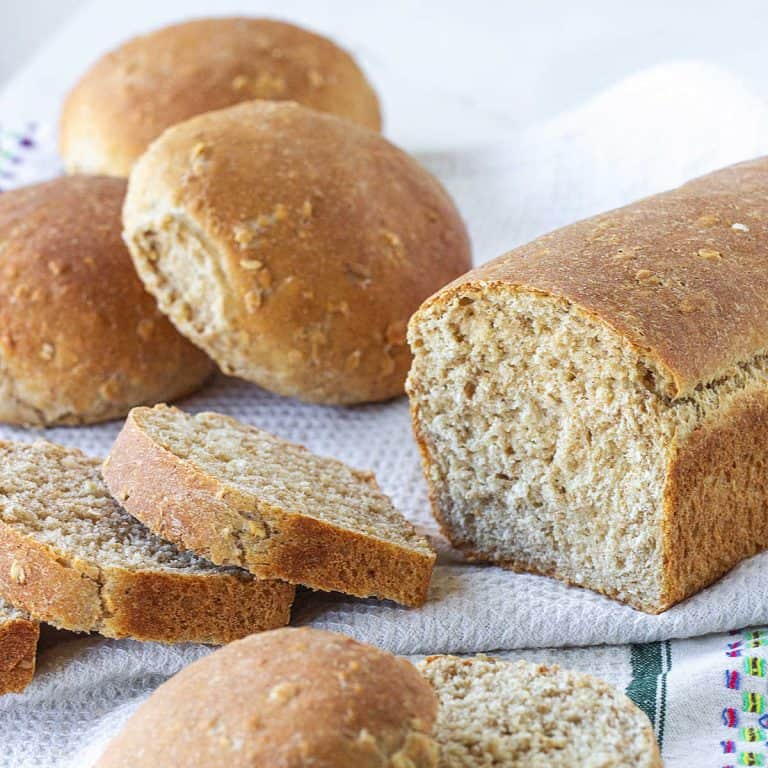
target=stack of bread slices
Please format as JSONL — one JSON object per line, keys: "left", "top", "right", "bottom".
{"left": 0, "top": 404, "right": 436, "bottom": 695}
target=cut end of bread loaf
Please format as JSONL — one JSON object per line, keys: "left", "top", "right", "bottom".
{"left": 408, "top": 282, "right": 768, "bottom": 612}
{"left": 418, "top": 655, "right": 661, "bottom": 768}
{"left": 409, "top": 287, "right": 673, "bottom": 610}
{"left": 0, "top": 599, "right": 38, "bottom": 695}
{"left": 409, "top": 158, "right": 768, "bottom": 613}
{"left": 103, "top": 405, "right": 436, "bottom": 607}
{"left": 0, "top": 439, "right": 294, "bottom": 642}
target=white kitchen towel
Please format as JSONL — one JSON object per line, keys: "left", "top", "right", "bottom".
{"left": 10, "top": 625, "right": 768, "bottom": 768}
{"left": 3, "top": 3, "right": 768, "bottom": 765}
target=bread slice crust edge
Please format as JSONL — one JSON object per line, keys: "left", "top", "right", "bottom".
{"left": 103, "top": 409, "right": 435, "bottom": 607}
{"left": 0, "top": 611, "right": 39, "bottom": 695}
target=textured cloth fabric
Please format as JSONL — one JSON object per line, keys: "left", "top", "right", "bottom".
{"left": 2, "top": 2, "right": 768, "bottom": 765}
{"left": 14, "top": 626, "right": 768, "bottom": 768}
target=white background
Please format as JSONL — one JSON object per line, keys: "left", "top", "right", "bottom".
{"left": 2, "top": 0, "right": 768, "bottom": 127}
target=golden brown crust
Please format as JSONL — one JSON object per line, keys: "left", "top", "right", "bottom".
{"left": 100, "top": 568, "right": 294, "bottom": 644}
{"left": 0, "top": 520, "right": 104, "bottom": 628}
{"left": 425, "top": 156, "right": 768, "bottom": 399}
{"left": 96, "top": 627, "right": 438, "bottom": 768}
{"left": 60, "top": 17, "right": 382, "bottom": 177}
{"left": 0, "top": 176, "right": 213, "bottom": 426}
{"left": 661, "top": 385, "right": 768, "bottom": 609}
{"left": 122, "top": 100, "right": 471, "bottom": 404}
{"left": 0, "top": 514, "right": 294, "bottom": 642}
{"left": 103, "top": 407, "right": 435, "bottom": 607}
{"left": 0, "top": 611, "right": 39, "bottom": 695}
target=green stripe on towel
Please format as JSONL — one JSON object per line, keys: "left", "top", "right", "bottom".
{"left": 627, "top": 640, "right": 671, "bottom": 750}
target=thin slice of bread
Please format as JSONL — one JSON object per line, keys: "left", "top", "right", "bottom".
{"left": 103, "top": 405, "right": 436, "bottom": 607}
{"left": 418, "top": 656, "right": 662, "bottom": 768}
{"left": 0, "top": 440, "right": 294, "bottom": 643}
{"left": 0, "top": 598, "right": 38, "bottom": 695}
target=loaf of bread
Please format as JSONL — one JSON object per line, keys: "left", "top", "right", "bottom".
{"left": 122, "top": 100, "right": 471, "bottom": 404}
{"left": 0, "top": 176, "right": 212, "bottom": 426}
{"left": 60, "top": 17, "right": 382, "bottom": 176}
{"left": 418, "top": 656, "right": 661, "bottom": 767}
{"left": 95, "top": 628, "right": 439, "bottom": 768}
{"left": 0, "top": 439, "right": 294, "bottom": 642}
{"left": 103, "top": 405, "right": 435, "bottom": 607}
{"left": 407, "top": 157, "right": 768, "bottom": 613}
{"left": 0, "top": 599, "right": 38, "bottom": 695}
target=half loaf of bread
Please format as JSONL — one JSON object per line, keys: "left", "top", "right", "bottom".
{"left": 418, "top": 655, "right": 661, "bottom": 767}
{"left": 0, "top": 440, "right": 294, "bottom": 643}
{"left": 0, "top": 599, "right": 38, "bottom": 695}
{"left": 408, "top": 157, "right": 768, "bottom": 613}
{"left": 103, "top": 405, "right": 436, "bottom": 607}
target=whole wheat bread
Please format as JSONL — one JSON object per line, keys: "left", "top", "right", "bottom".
{"left": 407, "top": 157, "right": 768, "bottom": 613}
{"left": 418, "top": 655, "right": 662, "bottom": 767}
{"left": 103, "top": 405, "right": 435, "bottom": 607}
{"left": 0, "top": 439, "right": 294, "bottom": 643}
{"left": 0, "top": 598, "right": 38, "bottom": 695}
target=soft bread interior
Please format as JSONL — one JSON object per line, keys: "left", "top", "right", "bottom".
{"left": 409, "top": 288, "right": 692, "bottom": 609}
{"left": 132, "top": 407, "right": 433, "bottom": 556}
{"left": 125, "top": 216, "right": 234, "bottom": 363}
{"left": 0, "top": 440, "right": 228, "bottom": 575}
{"left": 418, "top": 656, "right": 658, "bottom": 767}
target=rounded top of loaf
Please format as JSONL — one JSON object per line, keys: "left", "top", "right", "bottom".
{"left": 122, "top": 100, "right": 472, "bottom": 404}
{"left": 95, "top": 627, "right": 439, "bottom": 768}
{"left": 411, "top": 156, "right": 768, "bottom": 399}
{"left": 0, "top": 175, "right": 212, "bottom": 426}
{"left": 418, "top": 655, "right": 662, "bottom": 767}
{"left": 59, "top": 17, "right": 382, "bottom": 177}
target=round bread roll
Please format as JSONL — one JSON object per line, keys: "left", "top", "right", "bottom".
{"left": 95, "top": 627, "right": 439, "bottom": 768}
{"left": 123, "top": 100, "right": 471, "bottom": 404}
{"left": 0, "top": 176, "right": 213, "bottom": 426}
{"left": 60, "top": 17, "right": 382, "bottom": 177}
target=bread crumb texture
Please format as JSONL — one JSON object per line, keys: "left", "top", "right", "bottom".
{"left": 407, "top": 156, "right": 768, "bottom": 612}
{"left": 104, "top": 405, "right": 435, "bottom": 606}
{"left": 418, "top": 656, "right": 661, "bottom": 768}
{"left": 0, "top": 439, "right": 293, "bottom": 642}
{"left": 0, "top": 597, "right": 38, "bottom": 695}
{"left": 95, "top": 627, "right": 439, "bottom": 768}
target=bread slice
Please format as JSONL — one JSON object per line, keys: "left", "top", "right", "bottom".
{"left": 103, "top": 405, "right": 436, "bottom": 607}
{"left": 407, "top": 157, "right": 768, "bottom": 613}
{"left": 0, "top": 440, "right": 294, "bottom": 643}
{"left": 418, "top": 656, "right": 662, "bottom": 768}
{"left": 0, "top": 598, "right": 38, "bottom": 695}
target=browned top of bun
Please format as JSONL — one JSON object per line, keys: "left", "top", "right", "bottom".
{"left": 122, "top": 100, "right": 471, "bottom": 404}
{"left": 0, "top": 175, "right": 212, "bottom": 425}
{"left": 96, "top": 628, "right": 439, "bottom": 768}
{"left": 60, "top": 17, "right": 382, "bottom": 176}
